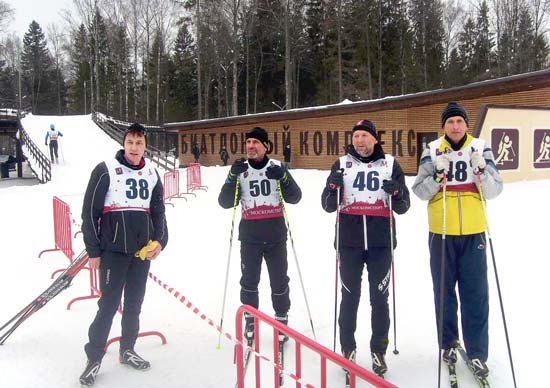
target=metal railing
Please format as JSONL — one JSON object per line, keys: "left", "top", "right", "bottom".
{"left": 92, "top": 111, "right": 177, "bottom": 171}
{"left": 235, "top": 305, "right": 397, "bottom": 388}
{"left": 19, "top": 124, "right": 51, "bottom": 183}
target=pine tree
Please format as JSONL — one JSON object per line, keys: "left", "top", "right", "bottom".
{"left": 409, "top": 0, "right": 445, "bottom": 91}
{"left": 167, "top": 22, "right": 197, "bottom": 121}
{"left": 473, "top": 0, "right": 493, "bottom": 80}
{"left": 21, "top": 20, "right": 55, "bottom": 114}
{"left": 68, "top": 24, "right": 90, "bottom": 114}
{"left": 458, "top": 17, "right": 476, "bottom": 83}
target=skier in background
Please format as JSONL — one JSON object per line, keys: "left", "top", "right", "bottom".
{"left": 219, "top": 145, "right": 229, "bottom": 166}
{"left": 45, "top": 123, "right": 63, "bottom": 163}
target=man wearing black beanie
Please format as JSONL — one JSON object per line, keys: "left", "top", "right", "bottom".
{"left": 321, "top": 119, "right": 410, "bottom": 378}
{"left": 218, "top": 126, "right": 302, "bottom": 347}
{"left": 412, "top": 102, "right": 503, "bottom": 380}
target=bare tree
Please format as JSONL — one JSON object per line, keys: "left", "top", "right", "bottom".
{"left": 530, "top": 0, "right": 550, "bottom": 39}
{"left": 0, "top": 1, "right": 14, "bottom": 31}
{"left": 284, "top": 0, "right": 292, "bottom": 109}
{"left": 152, "top": 0, "right": 176, "bottom": 124}
{"left": 72, "top": 0, "right": 102, "bottom": 111}
{"left": 337, "top": 0, "right": 343, "bottom": 101}
{"left": 218, "top": 0, "right": 244, "bottom": 116}
{"left": 47, "top": 24, "right": 66, "bottom": 114}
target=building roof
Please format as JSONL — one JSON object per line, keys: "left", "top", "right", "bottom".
{"left": 165, "top": 69, "right": 550, "bottom": 131}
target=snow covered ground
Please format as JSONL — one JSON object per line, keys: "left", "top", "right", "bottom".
{"left": 0, "top": 113, "right": 547, "bottom": 387}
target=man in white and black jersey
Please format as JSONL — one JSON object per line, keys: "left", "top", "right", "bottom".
{"left": 218, "top": 127, "right": 302, "bottom": 340}
{"left": 45, "top": 123, "right": 63, "bottom": 163}
{"left": 78, "top": 123, "right": 168, "bottom": 387}
{"left": 321, "top": 119, "right": 410, "bottom": 377}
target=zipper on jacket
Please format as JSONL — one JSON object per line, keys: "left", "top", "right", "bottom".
{"left": 458, "top": 192, "right": 463, "bottom": 235}
{"left": 362, "top": 215, "right": 368, "bottom": 250}
{"left": 122, "top": 212, "right": 128, "bottom": 253}
{"left": 147, "top": 216, "right": 151, "bottom": 242}
{"left": 112, "top": 222, "right": 119, "bottom": 243}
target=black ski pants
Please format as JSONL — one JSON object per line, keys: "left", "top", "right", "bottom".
{"left": 338, "top": 246, "right": 392, "bottom": 354}
{"left": 240, "top": 241, "right": 290, "bottom": 317}
{"left": 429, "top": 232, "right": 489, "bottom": 361}
{"left": 84, "top": 251, "right": 150, "bottom": 362}
{"left": 49, "top": 140, "right": 59, "bottom": 161}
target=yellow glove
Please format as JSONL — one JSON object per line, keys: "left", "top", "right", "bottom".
{"left": 135, "top": 240, "right": 159, "bottom": 260}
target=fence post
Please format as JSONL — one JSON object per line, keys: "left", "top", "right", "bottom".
{"left": 187, "top": 163, "right": 208, "bottom": 192}
{"left": 38, "top": 196, "right": 75, "bottom": 278}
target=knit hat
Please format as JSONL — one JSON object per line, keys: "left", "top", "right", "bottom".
{"left": 441, "top": 101, "right": 469, "bottom": 127}
{"left": 245, "top": 127, "right": 269, "bottom": 149}
{"left": 352, "top": 119, "right": 377, "bottom": 139}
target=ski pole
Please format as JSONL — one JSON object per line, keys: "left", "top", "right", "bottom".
{"left": 437, "top": 174, "right": 447, "bottom": 388}
{"left": 333, "top": 186, "right": 341, "bottom": 352}
{"left": 59, "top": 141, "right": 65, "bottom": 164}
{"left": 388, "top": 195, "right": 399, "bottom": 355}
{"left": 216, "top": 178, "right": 240, "bottom": 349}
{"left": 277, "top": 181, "right": 317, "bottom": 341}
{"left": 475, "top": 172, "right": 517, "bottom": 388}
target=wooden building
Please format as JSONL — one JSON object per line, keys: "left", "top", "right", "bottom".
{"left": 166, "top": 69, "right": 550, "bottom": 181}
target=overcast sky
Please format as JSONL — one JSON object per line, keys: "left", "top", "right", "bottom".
{"left": 6, "top": 0, "right": 71, "bottom": 38}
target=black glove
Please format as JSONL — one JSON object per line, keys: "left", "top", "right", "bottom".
{"left": 382, "top": 179, "right": 402, "bottom": 197}
{"left": 327, "top": 169, "right": 344, "bottom": 191}
{"left": 228, "top": 158, "right": 248, "bottom": 181}
{"left": 266, "top": 164, "right": 286, "bottom": 180}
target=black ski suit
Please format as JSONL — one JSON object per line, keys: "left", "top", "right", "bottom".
{"left": 81, "top": 150, "right": 168, "bottom": 362}
{"left": 321, "top": 145, "right": 410, "bottom": 354}
{"left": 218, "top": 156, "right": 301, "bottom": 316}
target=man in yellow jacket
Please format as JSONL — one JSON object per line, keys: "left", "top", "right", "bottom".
{"left": 412, "top": 102, "right": 503, "bottom": 379}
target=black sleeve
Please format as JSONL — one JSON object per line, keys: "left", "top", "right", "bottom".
{"left": 390, "top": 160, "right": 410, "bottom": 215}
{"left": 81, "top": 162, "right": 109, "bottom": 258}
{"left": 218, "top": 176, "right": 241, "bottom": 209}
{"left": 321, "top": 160, "right": 341, "bottom": 213}
{"left": 279, "top": 170, "right": 301, "bottom": 204}
{"left": 151, "top": 170, "right": 168, "bottom": 248}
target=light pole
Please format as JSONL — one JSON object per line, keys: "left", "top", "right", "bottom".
{"left": 18, "top": 69, "right": 22, "bottom": 111}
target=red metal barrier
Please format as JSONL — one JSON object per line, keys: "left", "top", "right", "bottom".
{"left": 38, "top": 196, "right": 75, "bottom": 278}
{"left": 235, "top": 305, "right": 397, "bottom": 388}
{"left": 187, "top": 163, "right": 208, "bottom": 192}
{"left": 68, "top": 265, "right": 166, "bottom": 349}
{"left": 163, "top": 170, "right": 195, "bottom": 207}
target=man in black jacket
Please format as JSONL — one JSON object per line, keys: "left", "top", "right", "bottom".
{"left": 218, "top": 127, "right": 301, "bottom": 341}
{"left": 321, "top": 119, "right": 409, "bottom": 377}
{"left": 79, "top": 123, "right": 168, "bottom": 387}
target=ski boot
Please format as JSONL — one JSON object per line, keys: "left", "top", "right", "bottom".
{"left": 79, "top": 360, "right": 101, "bottom": 386}
{"left": 469, "top": 358, "right": 490, "bottom": 378}
{"left": 442, "top": 342, "right": 459, "bottom": 364}
{"left": 275, "top": 313, "right": 289, "bottom": 343}
{"left": 119, "top": 349, "right": 151, "bottom": 370}
{"left": 371, "top": 352, "right": 387, "bottom": 376}
{"left": 244, "top": 313, "right": 255, "bottom": 346}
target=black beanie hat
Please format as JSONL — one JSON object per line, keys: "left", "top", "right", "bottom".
{"left": 441, "top": 101, "right": 469, "bottom": 127}
{"left": 352, "top": 119, "right": 377, "bottom": 139}
{"left": 246, "top": 127, "right": 269, "bottom": 149}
